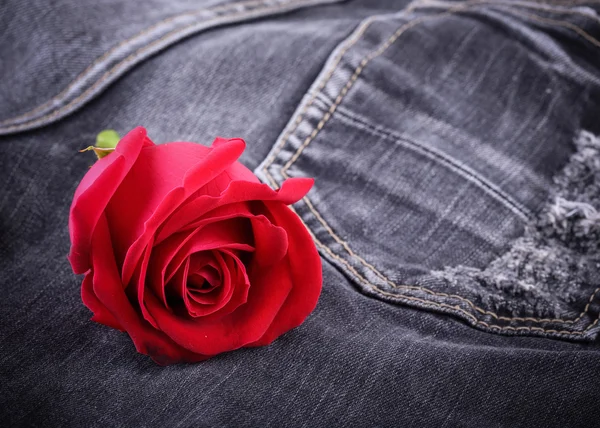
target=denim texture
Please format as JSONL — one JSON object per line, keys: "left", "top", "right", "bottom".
{"left": 2, "top": 0, "right": 600, "bottom": 426}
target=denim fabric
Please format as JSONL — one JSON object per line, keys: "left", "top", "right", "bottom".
{"left": 2, "top": 0, "right": 600, "bottom": 426}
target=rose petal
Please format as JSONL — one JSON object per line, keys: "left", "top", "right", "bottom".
{"left": 189, "top": 264, "right": 221, "bottom": 291}
{"left": 144, "top": 255, "right": 292, "bottom": 355}
{"left": 90, "top": 214, "right": 208, "bottom": 365}
{"left": 69, "top": 127, "right": 150, "bottom": 274}
{"left": 81, "top": 271, "right": 123, "bottom": 331}
{"left": 152, "top": 251, "right": 216, "bottom": 310}
{"left": 187, "top": 253, "right": 221, "bottom": 291}
{"left": 179, "top": 251, "right": 234, "bottom": 317}
{"left": 174, "top": 256, "right": 225, "bottom": 316}
{"left": 135, "top": 235, "right": 158, "bottom": 328}
{"left": 248, "top": 201, "right": 322, "bottom": 347}
{"left": 165, "top": 257, "right": 190, "bottom": 307}
{"left": 187, "top": 250, "right": 251, "bottom": 319}
{"left": 185, "top": 255, "right": 227, "bottom": 305}
{"left": 210, "top": 137, "right": 259, "bottom": 183}
{"left": 156, "top": 178, "right": 314, "bottom": 245}
{"left": 161, "top": 218, "right": 254, "bottom": 285}
{"left": 250, "top": 215, "right": 288, "bottom": 267}
{"left": 119, "top": 139, "right": 247, "bottom": 285}
{"left": 156, "top": 201, "right": 253, "bottom": 244}
{"left": 146, "top": 217, "right": 253, "bottom": 311}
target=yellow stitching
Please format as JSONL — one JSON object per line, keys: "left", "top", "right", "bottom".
{"left": 264, "top": 4, "right": 600, "bottom": 330}
{"left": 260, "top": 2, "right": 433, "bottom": 185}
{"left": 432, "top": 1, "right": 600, "bottom": 47}
{"left": 493, "top": 5, "right": 600, "bottom": 47}
{"left": 282, "top": 5, "right": 600, "bottom": 326}
{"left": 0, "top": 0, "right": 272, "bottom": 127}
{"left": 318, "top": 225, "right": 600, "bottom": 335}
{"left": 263, "top": 0, "right": 600, "bottom": 180}
{"left": 6, "top": 0, "right": 597, "bottom": 128}
{"left": 325, "top": 106, "right": 600, "bottom": 324}
{"left": 279, "top": 1, "right": 600, "bottom": 177}
{"left": 280, "top": 13, "right": 435, "bottom": 173}
{"left": 304, "top": 192, "right": 600, "bottom": 324}
{"left": 521, "top": 0, "right": 600, "bottom": 5}
{"left": 307, "top": 194, "right": 600, "bottom": 334}
{"left": 503, "top": 1, "right": 600, "bottom": 25}
{"left": 302, "top": 205, "right": 600, "bottom": 336}
{"left": 260, "top": 15, "right": 380, "bottom": 188}
{"left": 0, "top": 0, "right": 308, "bottom": 130}
{"left": 418, "top": 0, "right": 600, "bottom": 8}
{"left": 417, "top": 0, "right": 600, "bottom": 24}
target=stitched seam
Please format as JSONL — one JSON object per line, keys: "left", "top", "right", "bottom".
{"left": 0, "top": 0, "right": 270, "bottom": 126}
{"left": 0, "top": 0, "right": 320, "bottom": 131}
{"left": 259, "top": 14, "right": 385, "bottom": 182}
{"left": 263, "top": 0, "right": 600, "bottom": 190}
{"left": 281, "top": 5, "right": 600, "bottom": 327}
{"left": 262, "top": 4, "right": 600, "bottom": 331}
{"left": 417, "top": 0, "right": 600, "bottom": 24}
{"left": 303, "top": 186, "right": 600, "bottom": 327}
{"left": 537, "top": 0, "right": 600, "bottom": 4}
{"left": 331, "top": 108, "right": 600, "bottom": 324}
{"left": 278, "top": 2, "right": 600, "bottom": 176}
{"left": 297, "top": 204, "right": 600, "bottom": 336}
{"left": 437, "top": 2, "right": 600, "bottom": 49}
{"left": 491, "top": 5, "right": 600, "bottom": 47}
{"left": 5, "top": 0, "right": 596, "bottom": 128}
{"left": 278, "top": 0, "right": 600, "bottom": 175}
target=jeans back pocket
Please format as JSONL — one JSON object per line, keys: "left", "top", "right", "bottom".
{"left": 258, "top": 0, "right": 600, "bottom": 340}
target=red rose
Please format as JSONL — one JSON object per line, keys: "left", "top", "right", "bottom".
{"left": 68, "top": 127, "right": 322, "bottom": 365}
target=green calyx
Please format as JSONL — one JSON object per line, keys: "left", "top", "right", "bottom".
{"left": 80, "top": 129, "right": 121, "bottom": 159}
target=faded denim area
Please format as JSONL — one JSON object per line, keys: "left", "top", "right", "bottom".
{"left": 261, "top": 0, "right": 600, "bottom": 341}
{"left": 2, "top": 0, "right": 600, "bottom": 427}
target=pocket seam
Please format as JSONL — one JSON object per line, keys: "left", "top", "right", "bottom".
{"left": 330, "top": 108, "right": 600, "bottom": 328}
{"left": 277, "top": 2, "right": 600, "bottom": 178}
{"left": 260, "top": 2, "right": 600, "bottom": 336}
{"left": 0, "top": 0, "right": 342, "bottom": 134}
{"left": 261, "top": 0, "right": 600, "bottom": 186}
{"left": 0, "top": 0, "right": 262, "bottom": 127}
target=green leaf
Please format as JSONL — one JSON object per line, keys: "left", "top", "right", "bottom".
{"left": 96, "top": 129, "right": 120, "bottom": 149}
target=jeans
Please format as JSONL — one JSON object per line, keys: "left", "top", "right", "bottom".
{"left": 1, "top": 0, "right": 600, "bottom": 426}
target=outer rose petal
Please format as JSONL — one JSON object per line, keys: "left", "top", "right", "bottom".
{"left": 108, "top": 140, "right": 240, "bottom": 262}
{"left": 156, "top": 178, "right": 314, "bottom": 244}
{"left": 68, "top": 127, "right": 151, "bottom": 274}
{"left": 210, "top": 137, "right": 260, "bottom": 183}
{"left": 89, "top": 214, "right": 207, "bottom": 365}
{"left": 117, "top": 139, "right": 248, "bottom": 285}
{"left": 248, "top": 200, "right": 322, "bottom": 347}
{"left": 81, "top": 271, "right": 123, "bottom": 331}
{"left": 250, "top": 215, "right": 288, "bottom": 267}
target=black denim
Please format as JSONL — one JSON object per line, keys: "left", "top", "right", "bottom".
{"left": 2, "top": 0, "right": 600, "bottom": 426}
